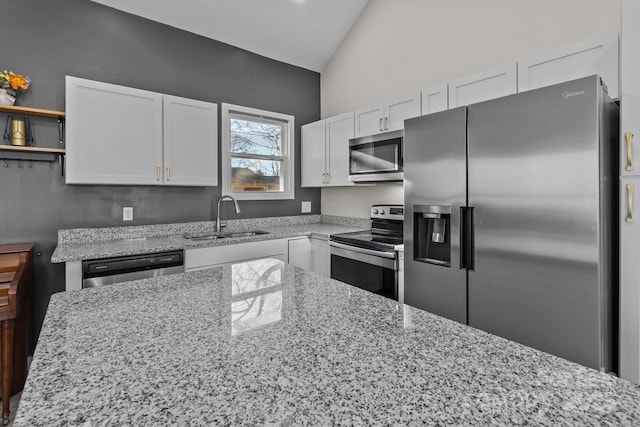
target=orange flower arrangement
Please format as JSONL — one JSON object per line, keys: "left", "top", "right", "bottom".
{"left": 0, "top": 70, "right": 31, "bottom": 96}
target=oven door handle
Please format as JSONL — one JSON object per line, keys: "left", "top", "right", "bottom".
{"left": 329, "top": 241, "right": 396, "bottom": 259}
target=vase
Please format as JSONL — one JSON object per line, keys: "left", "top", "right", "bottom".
{"left": 0, "top": 89, "right": 15, "bottom": 106}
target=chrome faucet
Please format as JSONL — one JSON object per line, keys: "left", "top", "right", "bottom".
{"left": 216, "top": 195, "right": 241, "bottom": 232}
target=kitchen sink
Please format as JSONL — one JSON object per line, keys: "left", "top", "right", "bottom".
{"left": 183, "top": 230, "right": 269, "bottom": 241}
{"left": 224, "top": 230, "right": 269, "bottom": 238}
{"left": 183, "top": 233, "right": 227, "bottom": 241}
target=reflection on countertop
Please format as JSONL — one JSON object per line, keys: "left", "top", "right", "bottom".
{"left": 15, "top": 259, "right": 640, "bottom": 426}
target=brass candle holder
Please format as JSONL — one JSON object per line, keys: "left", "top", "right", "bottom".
{"left": 3, "top": 116, "right": 34, "bottom": 146}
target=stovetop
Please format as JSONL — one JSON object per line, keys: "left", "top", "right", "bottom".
{"left": 330, "top": 204, "right": 404, "bottom": 252}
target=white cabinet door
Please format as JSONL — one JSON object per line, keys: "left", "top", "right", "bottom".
{"left": 310, "top": 237, "right": 330, "bottom": 277}
{"left": 288, "top": 237, "right": 310, "bottom": 270}
{"left": 421, "top": 83, "right": 449, "bottom": 115}
{"left": 301, "top": 120, "right": 327, "bottom": 187}
{"left": 518, "top": 34, "right": 619, "bottom": 99}
{"left": 185, "top": 239, "right": 289, "bottom": 272}
{"left": 621, "top": 177, "right": 640, "bottom": 383}
{"left": 621, "top": 7, "right": 640, "bottom": 179}
{"left": 163, "top": 95, "right": 218, "bottom": 186}
{"left": 449, "top": 63, "right": 517, "bottom": 108}
{"left": 620, "top": 0, "right": 640, "bottom": 385}
{"left": 326, "top": 111, "right": 354, "bottom": 187}
{"left": 66, "top": 76, "right": 163, "bottom": 185}
{"left": 354, "top": 102, "right": 384, "bottom": 137}
{"left": 384, "top": 92, "right": 421, "bottom": 131}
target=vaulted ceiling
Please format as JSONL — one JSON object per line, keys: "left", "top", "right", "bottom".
{"left": 90, "top": 0, "right": 369, "bottom": 72}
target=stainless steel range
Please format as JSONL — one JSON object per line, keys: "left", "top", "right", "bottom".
{"left": 329, "top": 205, "right": 404, "bottom": 300}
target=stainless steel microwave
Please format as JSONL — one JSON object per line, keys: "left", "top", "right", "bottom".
{"left": 348, "top": 130, "right": 403, "bottom": 183}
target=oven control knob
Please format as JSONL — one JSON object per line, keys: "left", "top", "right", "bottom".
{"left": 372, "top": 208, "right": 379, "bottom": 214}
{"left": 379, "top": 208, "right": 385, "bottom": 215}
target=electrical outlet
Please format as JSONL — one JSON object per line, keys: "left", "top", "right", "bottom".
{"left": 301, "top": 201, "right": 311, "bottom": 213}
{"left": 123, "top": 207, "right": 133, "bottom": 221}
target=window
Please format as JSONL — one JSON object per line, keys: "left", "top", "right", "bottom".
{"left": 221, "top": 103, "right": 295, "bottom": 200}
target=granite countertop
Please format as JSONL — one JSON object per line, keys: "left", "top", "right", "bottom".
{"left": 51, "top": 215, "right": 370, "bottom": 263}
{"left": 15, "top": 259, "right": 640, "bottom": 426}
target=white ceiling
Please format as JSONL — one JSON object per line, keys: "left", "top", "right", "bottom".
{"left": 90, "top": 0, "right": 369, "bottom": 72}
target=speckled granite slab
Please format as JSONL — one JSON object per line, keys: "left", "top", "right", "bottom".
{"left": 52, "top": 215, "right": 370, "bottom": 263}
{"left": 15, "top": 260, "right": 640, "bottom": 426}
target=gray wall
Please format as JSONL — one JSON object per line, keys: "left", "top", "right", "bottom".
{"left": 1, "top": 0, "right": 321, "bottom": 350}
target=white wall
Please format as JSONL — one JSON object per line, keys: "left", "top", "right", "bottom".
{"left": 320, "top": 0, "right": 620, "bottom": 217}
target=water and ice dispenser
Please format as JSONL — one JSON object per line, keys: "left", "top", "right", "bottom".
{"left": 413, "top": 205, "right": 451, "bottom": 267}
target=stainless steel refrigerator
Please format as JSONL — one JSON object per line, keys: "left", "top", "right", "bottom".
{"left": 403, "top": 75, "right": 618, "bottom": 371}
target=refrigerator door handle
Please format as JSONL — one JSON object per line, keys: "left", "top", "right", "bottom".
{"left": 460, "top": 207, "right": 475, "bottom": 270}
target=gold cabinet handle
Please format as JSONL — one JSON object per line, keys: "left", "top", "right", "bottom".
{"left": 378, "top": 118, "right": 383, "bottom": 132}
{"left": 384, "top": 116, "right": 389, "bottom": 130}
{"left": 156, "top": 166, "right": 160, "bottom": 182}
{"left": 627, "top": 183, "right": 634, "bottom": 223}
{"left": 166, "top": 166, "right": 171, "bottom": 182}
{"left": 626, "top": 132, "right": 634, "bottom": 171}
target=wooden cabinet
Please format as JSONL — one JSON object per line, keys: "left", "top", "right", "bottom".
{"left": 65, "top": 76, "right": 218, "bottom": 186}
{"left": 421, "top": 83, "right": 448, "bottom": 115}
{"left": 449, "top": 63, "right": 517, "bottom": 108}
{"left": 185, "top": 239, "right": 289, "bottom": 272}
{"left": 354, "top": 92, "right": 421, "bottom": 137}
{"left": 518, "top": 34, "right": 619, "bottom": 99}
{"left": 0, "top": 244, "right": 32, "bottom": 423}
{"left": 301, "top": 112, "right": 354, "bottom": 187}
{"left": 620, "top": 0, "right": 640, "bottom": 384}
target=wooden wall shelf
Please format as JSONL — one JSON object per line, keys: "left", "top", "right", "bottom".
{"left": 0, "top": 105, "right": 65, "bottom": 119}
{"left": 0, "top": 145, "right": 65, "bottom": 154}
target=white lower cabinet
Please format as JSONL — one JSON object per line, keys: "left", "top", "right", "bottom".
{"left": 309, "top": 236, "right": 330, "bottom": 278}
{"left": 185, "top": 239, "right": 289, "bottom": 272}
{"left": 288, "top": 237, "right": 311, "bottom": 270}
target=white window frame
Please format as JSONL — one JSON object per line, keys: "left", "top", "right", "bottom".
{"left": 221, "top": 103, "right": 295, "bottom": 200}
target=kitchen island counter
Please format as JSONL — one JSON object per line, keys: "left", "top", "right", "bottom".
{"left": 15, "top": 259, "right": 640, "bottom": 426}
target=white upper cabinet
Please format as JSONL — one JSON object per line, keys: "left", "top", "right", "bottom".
{"left": 66, "top": 76, "right": 163, "bottom": 185}
{"left": 518, "top": 34, "right": 619, "bottom": 99}
{"left": 65, "top": 76, "right": 218, "bottom": 186}
{"left": 449, "top": 63, "right": 517, "bottom": 108}
{"left": 354, "top": 102, "right": 385, "bottom": 137}
{"left": 619, "top": 0, "right": 640, "bottom": 385}
{"left": 301, "top": 119, "right": 326, "bottom": 187}
{"left": 301, "top": 111, "right": 354, "bottom": 187}
{"left": 354, "top": 92, "right": 421, "bottom": 137}
{"left": 384, "top": 92, "right": 422, "bottom": 131}
{"left": 163, "top": 95, "right": 218, "bottom": 186}
{"left": 326, "top": 112, "right": 355, "bottom": 186}
{"left": 421, "top": 83, "right": 449, "bottom": 115}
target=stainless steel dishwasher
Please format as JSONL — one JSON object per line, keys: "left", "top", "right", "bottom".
{"left": 82, "top": 250, "right": 184, "bottom": 288}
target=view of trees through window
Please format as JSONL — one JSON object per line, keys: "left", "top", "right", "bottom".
{"left": 230, "top": 117, "right": 284, "bottom": 192}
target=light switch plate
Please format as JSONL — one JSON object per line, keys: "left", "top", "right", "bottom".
{"left": 123, "top": 206, "right": 133, "bottom": 221}
{"left": 301, "top": 201, "right": 311, "bottom": 213}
